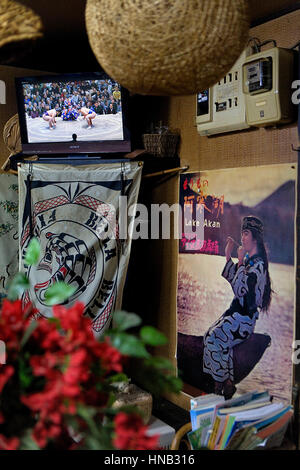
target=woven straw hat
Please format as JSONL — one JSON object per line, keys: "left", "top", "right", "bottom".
{"left": 85, "top": 0, "right": 249, "bottom": 96}
{"left": 0, "top": 0, "right": 43, "bottom": 50}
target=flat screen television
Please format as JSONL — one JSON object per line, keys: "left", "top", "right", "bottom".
{"left": 15, "top": 72, "right": 131, "bottom": 155}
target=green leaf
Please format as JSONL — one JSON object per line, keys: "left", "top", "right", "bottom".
{"left": 83, "top": 424, "right": 115, "bottom": 451}
{"left": 76, "top": 404, "right": 98, "bottom": 421}
{"left": 112, "top": 310, "right": 142, "bottom": 331}
{"left": 18, "top": 354, "right": 33, "bottom": 390}
{"left": 7, "top": 272, "right": 30, "bottom": 301}
{"left": 19, "top": 430, "right": 41, "bottom": 450}
{"left": 145, "top": 356, "right": 174, "bottom": 370}
{"left": 106, "top": 373, "right": 130, "bottom": 384}
{"left": 83, "top": 435, "right": 104, "bottom": 450}
{"left": 44, "top": 282, "right": 76, "bottom": 306}
{"left": 109, "top": 332, "right": 150, "bottom": 358}
{"left": 20, "top": 320, "right": 38, "bottom": 348}
{"left": 164, "top": 375, "right": 183, "bottom": 393}
{"left": 140, "top": 326, "right": 168, "bottom": 346}
{"left": 47, "top": 317, "right": 61, "bottom": 328}
{"left": 24, "top": 237, "right": 40, "bottom": 266}
{"left": 76, "top": 405, "right": 99, "bottom": 436}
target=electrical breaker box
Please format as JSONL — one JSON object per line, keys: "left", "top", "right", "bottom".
{"left": 242, "top": 47, "right": 294, "bottom": 127}
{"left": 196, "top": 50, "right": 250, "bottom": 136}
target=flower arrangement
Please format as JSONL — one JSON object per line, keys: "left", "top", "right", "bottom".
{"left": 0, "top": 239, "right": 182, "bottom": 450}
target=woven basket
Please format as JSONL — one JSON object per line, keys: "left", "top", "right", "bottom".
{"left": 2, "top": 114, "right": 22, "bottom": 171}
{"left": 143, "top": 133, "right": 179, "bottom": 158}
{"left": 0, "top": 0, "right": 43, "bottom": 49}
{"left": 85, "top": 0, "right": 249, "bottom": 96}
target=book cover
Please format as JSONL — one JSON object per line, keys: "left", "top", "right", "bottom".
{"left": 225, "top": 406, "right": 292, "bottom": 450}
{"left": 256, "top": 409, "right": 293, "bottom": 441}
{"left": 254, "top": 405, "right": 292, "bottom": 431}
{"left": 219, "top": 415, "right": 236, "bottom": 450}
{"left": 187, "top": 427, "right": 204, "bottom": 450}
{"left": 226, "top": 426, "right": 257, "bottom": 450}
{"left": 218, "top": 397, "right": 271, "bottom": 415}
{"left": 207, "top": 415, "right": 222, "bottom": 449}
{"left": 211, "top": 391, "right": 261, "bottom": 424}
{"left": 190, "top": 396, "right": 224, "bottom": 432}
{"left": 214, "top": 415, "right": 228, "bottom": 450}
{"left": 221, "top": 402, "right": 285, "bottom": 448}
{"left": 235, "top": 414, "right": 291, "bottom": 451}
{"left": 190, "top": 394, "right": 223, "bottom": 410}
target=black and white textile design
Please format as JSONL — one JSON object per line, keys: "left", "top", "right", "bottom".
{"left": 203, "top": 256, "right": 267, "bottom": 382}
{"left": 18, "top": 162, "right": 142, "bottom": 337}
{"left": 0, "top": 174, "right": 19, "bottom": 297}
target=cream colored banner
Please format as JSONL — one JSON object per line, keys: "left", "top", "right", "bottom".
{"left": 19, "top": 162, "right": 142, "bottom": 337}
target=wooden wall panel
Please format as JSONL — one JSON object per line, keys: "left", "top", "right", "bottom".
{"left": 167, "top": 10, "right": 300, "bottom": 172}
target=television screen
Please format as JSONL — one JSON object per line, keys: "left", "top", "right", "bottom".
{"left": 15, "top": 72, "right": 131, "bottom": 155}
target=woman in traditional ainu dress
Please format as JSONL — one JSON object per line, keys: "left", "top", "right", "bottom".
{"left": 203, "top": 215, "right": 272, "bottom": 400}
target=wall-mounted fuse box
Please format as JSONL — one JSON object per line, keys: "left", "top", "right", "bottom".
{"left": 242, "top": 47, "right": 294, "bottom": 127}
{"left": 196, "top": 50, "right": 250, "bottom": 136}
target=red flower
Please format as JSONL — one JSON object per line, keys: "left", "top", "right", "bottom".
{"left": 53, "top": 302, "right": 90, "bottom": 336}
{"left": 32, "top": 419, "right": 62, "bottom": 448}
{"left": 62, "top": 348, "right": 90, "bottom": 397}
{"left": 0, "top": 365, "right": 14, "bottom": 394}
{"left": 0, "top": 299, "right": 157, "bottom": 450}
{"left": 30, "top": 352, "right": 62, "bottom": 377}
{"left": 31, "top": 317, "right": 64, "bottom": 351}
{"left": 0, "top": 300, "right": 25, "bottom": 332}
{"left": 0, "top": 300, "right": 30, "bottom": 353}
{"left": 113, "top": 412, "right": 159, "bottom": 450}
{"left": 0, "top": 434, "right": 19, "bottom": 450}
{"left": 96, "top": 339, "right": 123, "bottom": 374}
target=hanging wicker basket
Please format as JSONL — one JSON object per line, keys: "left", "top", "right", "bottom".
{"left": 85, "top": 0, "right": 249, "bottom": 96}
{"left": 0, "top": 0, "right": 43, "bottom": 50}
{"left": 2, "top": 114, "right": 22, "bottom": 171}
{"left": 3, "top": 114, "right": 21, "bottom": 155}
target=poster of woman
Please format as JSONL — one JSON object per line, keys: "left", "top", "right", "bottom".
{"left": 177, "top": 163, "right": 296, "bottom": 403}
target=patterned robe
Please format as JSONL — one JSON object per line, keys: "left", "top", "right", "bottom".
{"left": 203, "top": 255, "right": 267, "bottom": 383}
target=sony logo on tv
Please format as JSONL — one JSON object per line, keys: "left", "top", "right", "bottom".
{"left": 0, "top": 80, "right": 6, "bottom": 104}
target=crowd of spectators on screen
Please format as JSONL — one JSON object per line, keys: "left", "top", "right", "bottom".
{"left": 23, "top": 79, "right": 122, "bottom": 119}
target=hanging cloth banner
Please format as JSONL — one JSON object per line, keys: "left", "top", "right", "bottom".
{"left": 18, "top": 161, "right": 142, "bottom": 336}
{"left": 0, "top": 174, "right": 19, "bottom": 297}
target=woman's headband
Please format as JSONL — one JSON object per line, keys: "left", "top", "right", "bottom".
{"left": 241, "top": 216, "right": 263, "bottom": 235}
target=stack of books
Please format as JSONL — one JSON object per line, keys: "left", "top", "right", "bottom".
{"left": 188, "top": 391, "right": 293, "bottom": 450}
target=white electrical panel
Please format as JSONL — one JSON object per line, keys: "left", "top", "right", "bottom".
{"left": 196, "top": 50, "right": 250, "bottom": 136}
{"left": 242, "top": 47, "right": 294, "bottom": 127}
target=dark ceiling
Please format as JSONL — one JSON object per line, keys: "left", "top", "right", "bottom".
{"left": 2, "top": 0, "right": 300, "bottom": 72}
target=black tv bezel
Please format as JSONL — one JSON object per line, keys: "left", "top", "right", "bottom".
{"left": 15, "top": 72, "right": 131, "bottom": 155}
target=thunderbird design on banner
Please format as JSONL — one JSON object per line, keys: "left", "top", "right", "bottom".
{"left": 18, "top": 162, "right": 142, "bottom": 336}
